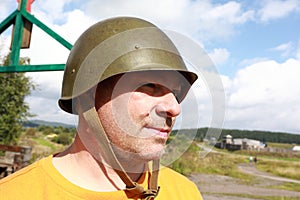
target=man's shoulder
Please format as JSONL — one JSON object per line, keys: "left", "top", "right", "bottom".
{"left": 0, "top": 155, "right": 50, "bottom": 186}
{"left": 157, "top": 167, "right": 202, "bottom": 199}
{"left": 159, "top": 167, "right": 191, "bottom": 183}
{"left": 159, "top": 167, "right": 198, "bottom": 189}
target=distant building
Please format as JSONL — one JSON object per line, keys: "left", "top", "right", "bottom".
{"left": 215, "top": 135, "right": 265, "bottom": 151}
{"left": 292, "top": 146, "right": 300, "bottom": 151}
{"left": 233, "top": 138, "right": 264, "bottom": 150}
{"left": 225, "top": 135, "right": 233, "bottom": 144}
{"left": 218, "top": 135, "right": 234, "bottom": 149}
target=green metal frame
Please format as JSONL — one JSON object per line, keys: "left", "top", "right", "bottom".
{"left": 0, "top": 0, "right": 72, "bottom": 73}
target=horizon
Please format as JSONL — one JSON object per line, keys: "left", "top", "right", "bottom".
{"left": 1, "top": 0, "right": 300, "bottom": 135}
{"left": 26, "top": 119, "right": 300, "bottom": 136}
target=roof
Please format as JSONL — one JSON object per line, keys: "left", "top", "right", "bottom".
{"left": 292, "top": 146, "right": 300, "bottom": 151}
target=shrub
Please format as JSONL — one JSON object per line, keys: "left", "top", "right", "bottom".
{"left": 51, "top": 133, "right": 72, "bottom": 145}
{"left": 25, "top": 128, "right": 36, "bottom": 137}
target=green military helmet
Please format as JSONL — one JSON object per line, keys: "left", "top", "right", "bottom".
{"left": 58, "top": 16, "right": 198, "bottom": 114}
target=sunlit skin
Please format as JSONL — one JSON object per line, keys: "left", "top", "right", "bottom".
{"left": 52, "top": 71, "right": 190, "bottom": 191}
{"left": 96, "top": 71, "right": 184, "bottom": 162}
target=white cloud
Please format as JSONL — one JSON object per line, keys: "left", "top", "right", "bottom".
{"left": 1, "top": 0, "right": 255, "bottom": 50}
{"left": 297, "top": 38, "right": 300, "bottom": 60}
{"left": 0, "top": 0, "right": 15, "bottom": 60}
{"left": 0, "top": 34, "right": 11, "bottom": 61}
{"left": 25, "top": 71, "right": 77, "bottom": 125}
{"left": 177, "top": 70, "right": 226, "bottom": 130}
{"left": 82, "top": 0, "right": 254, "bottom": 42}
{"left": 18, "top": 8, "right": 96, "bottom": 66}
{"left": 27, "top": 71, "right": 63, "bottom": 99}
{"left": 239, "top": 57, "right": 269, "bottom": 67}
{"left": 26, "top": 95, "right": 76, "bottom": 125}
{"left": 31, "top": 0, "right": 73, "bottom": 24}
{"left": 204, "top": 1, "right": 254, "bottom": 24}
{"left": 270, "top": 42, "right": 292, "bottom": 51}
{"left": 208, "top": 48, "right": 230, "bottom": 67}
{"left": 269, "top": 42, "right": 293, "bottom": 57}
{"left": 56, "top": 9, "right": 95, "bottom": 42}
{"left": 0, "top": 0, "right": 82, "bottom": 125}
{"left": 2, "top": 0, "right": 300, "bottom": 135}
{"left": 20, "top": 27, "right": 70, "bottom": 65}
{"left": 225, "top": 58, "right": 300, "bottom": 133}
{"left": 0, "top": 0, "right": 15, "bottom": 18}
{"left": 258, "top": 0, "right": 300, "bottom": 22}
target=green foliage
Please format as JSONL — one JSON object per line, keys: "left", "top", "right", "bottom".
{"left": 35, "top": 125, "right": 75, "bottom": 146}
{"left": 0, "top": 55, "right": 34, "bottom": 144}
{"left": 270, "top": 182, "right": 300, "bottom": 193}
{"left": 171, "top": 128, "right": 300, "bottom": 144}
{"left": 25, "top": 127, "right": 37, "bottom": 137}
{"left": 51, "top": 132, "right": 73, "bottom": 145}
{"left": 37, "top": 125, "right": 54, "bottom": 135}
{"left": 33, "top": 137, "right": 57, "bottom": 150}
{"left": 37, "top": 125, "right": 75, "bottom": 137}
{"left": 232, "top": 149, "right": 300, "bottom": 160}
{"left": 168, "top": 142, "right": 201, "bottom": 175}
{"left": 257, "top": 159, "right": 300, "bottom": 180}
{"left": 168, "top": 142, "right": 254, "bottom": 182}
{"left": 208, "top": 193, "right": 300, "bottom": 200}
{"left": 218, "top": 128, "right": 300, "bottom": 144}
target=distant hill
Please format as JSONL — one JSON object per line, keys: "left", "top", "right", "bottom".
{"left": 23, "top": 120, "right": 75, "bottom": 128}
{"left": 172, "top": 128, "right": 300, "bottom": 144}
{"left": 217, "top": 128, "right": 300, "bottom": 144}
{"left": 23, "top": 120, "right": 300, "bottom": 144}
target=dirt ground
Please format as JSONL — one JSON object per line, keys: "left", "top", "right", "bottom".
{"left": 188, "top": 164, "right": 300, "bottom": 200}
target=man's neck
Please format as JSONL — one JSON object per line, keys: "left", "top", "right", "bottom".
{"left": 52, "top": 134, "right": 146, "bottom": 192}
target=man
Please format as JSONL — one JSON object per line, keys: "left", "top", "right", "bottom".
{"left": 0, "top": 17, "right": 202, "bottom": 199}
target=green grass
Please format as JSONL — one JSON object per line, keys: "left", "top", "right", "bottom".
{"left": 22, "top": 130, "right": 65, "bottom": 152}
{"left": 204, "top": 192, "right": 300, "bottom": 200}
{"left": 267, "top": 182, "right": 300, "bottom": 193}
{"left": 267, "top": 143, "right": 295, "bottom": 149}
{"left": 256, "top": 159, "right": 300, "bottom": 180}
{"left": 33, "top": 137, "right": 57, "bottom": 150}
{"left": 231, "top": 149, "right": 300, "bottom": 161}
{"left": 168, "top": 142, "right": 255, "bottom": 183}
{"left": 168, "top": 142, "right": 300, "bottom": 190}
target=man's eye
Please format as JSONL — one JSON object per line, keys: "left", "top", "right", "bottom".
{"left": 138, "top": 83, "right": 158, "bottom": 93}
{"left": 143, "top": 83, "right": 156, "bottom": 88}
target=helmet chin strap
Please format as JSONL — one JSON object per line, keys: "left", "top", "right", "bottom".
{"left": 82, "top": 106, "right": 160, "bottom": 199}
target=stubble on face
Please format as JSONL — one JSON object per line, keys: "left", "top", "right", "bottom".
{"left": 95, "top": 72, "right": 182, "bottom": 162}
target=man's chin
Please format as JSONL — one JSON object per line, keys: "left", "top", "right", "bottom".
{"left": 139, "top": 148, "right": 165, "bottom": 162}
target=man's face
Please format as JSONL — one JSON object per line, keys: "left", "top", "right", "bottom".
{"left": 95, "top": 71, "right": 189, "bottom": 162}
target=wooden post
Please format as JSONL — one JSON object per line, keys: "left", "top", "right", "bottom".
{"left": 0, "top": 0, "right": 72, "bottom": 72}
{"left": 19, "top": 0, "right": 34, "bottom": 49}
{"left": 11, "top": 0, "right": 34, "bottom": 49}
{"left": 20, "top": 17, "right": 33, "bottom": 48}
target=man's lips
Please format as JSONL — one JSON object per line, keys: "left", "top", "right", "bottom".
{"left": 156, "top": 131, "right": 168, "bottom": 138}
{"left": 147, "top": 127, "right": 171, "bottom": 139}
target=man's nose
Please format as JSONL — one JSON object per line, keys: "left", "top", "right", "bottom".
{"left": 155, "top": 92, "right": 181, "bottom": 118}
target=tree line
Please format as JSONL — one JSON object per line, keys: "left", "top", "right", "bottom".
{"left": 171, "top": 128, "right": 300, "bottom": 144}
{"left": 1, "top": 54, "right": 300, "bottom": 146}
{"left": 0, "top": 55, "right": 34, "bottom": 145}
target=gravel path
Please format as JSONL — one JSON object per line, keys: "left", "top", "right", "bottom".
{"left": 188, "top": 164, "right": 300, "bottom": 200}
{"left": 238, "top": 163, "right": 300, "bottom": 184}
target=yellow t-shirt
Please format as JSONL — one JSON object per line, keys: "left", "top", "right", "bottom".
{"left": 0, "top": 155, "right": 202, "bottom": 199}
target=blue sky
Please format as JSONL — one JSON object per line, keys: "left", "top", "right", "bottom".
{"left": 205, "top": 1, "right": 300, "bottom": 77}
{"left": 1, "top": 0, "right": 300, "bottom": 134}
